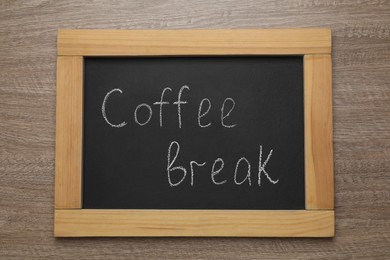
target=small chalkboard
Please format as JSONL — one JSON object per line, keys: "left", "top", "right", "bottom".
{"left": 55, "top": 29, "right": 334, "bottom": 237}
{"left": 83, "top": 56, "right": 305, "bottom": 210}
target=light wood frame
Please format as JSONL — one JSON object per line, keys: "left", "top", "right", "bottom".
{"left": 55, "top": 29, "right": 333, "bottom": 237}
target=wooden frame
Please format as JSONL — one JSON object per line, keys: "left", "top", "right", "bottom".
{"left": 55, "top": 29, "right": 333, "bottom": 237}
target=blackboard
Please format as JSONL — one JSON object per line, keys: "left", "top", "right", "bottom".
{"left": 55, "top": 29, "right": 334, "bottom": 237}
{"left": 82, "top": 56, "right": 304, "bottom": 210}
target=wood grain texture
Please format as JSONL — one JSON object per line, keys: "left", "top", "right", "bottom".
{"left": 305, "top": 55, "right": 334, "bottom": 209}
{"left": 55, "top": 56, "right": 83, "bottom": 209}
{"left": 0, "top": 0, "right": 389, "bottom": 259}
{"left": 58, "top": 28, "right": 331, "bottom": 55}
{"left": 55, "top": 210, "right": 334, "bottom": 237}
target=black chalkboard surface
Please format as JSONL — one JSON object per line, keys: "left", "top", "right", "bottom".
{"left": 83, "top": 56, "right": 304, "bottom": 210}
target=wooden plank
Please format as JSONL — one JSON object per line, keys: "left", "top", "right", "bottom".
{"left": 58, "top": 29, "right": 331, "bottom": 56}
{"left": 54, "top": 209, "right": 334, "bottom": 237}
{"left": 55, "top": 56, "right": 83, "bottom": 209}
{"left": 304, "top": 55, "right": 334, "bottom": 209}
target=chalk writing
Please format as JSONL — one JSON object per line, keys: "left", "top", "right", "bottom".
{"left": 166, "top": 141, "right": 278, "bottom": 187}
{"left": 101, "top": 86, "right": 237, "bottom": 129}
{"left": 102, "top": 88, "right": 127, "bottom": 128}
{"left": 101, "top": 85, "right": 279, "bottom": 189}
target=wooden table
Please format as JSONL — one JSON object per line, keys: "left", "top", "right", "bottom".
{"left": 1, "top": 1, "right": 389, "bottom": 258}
